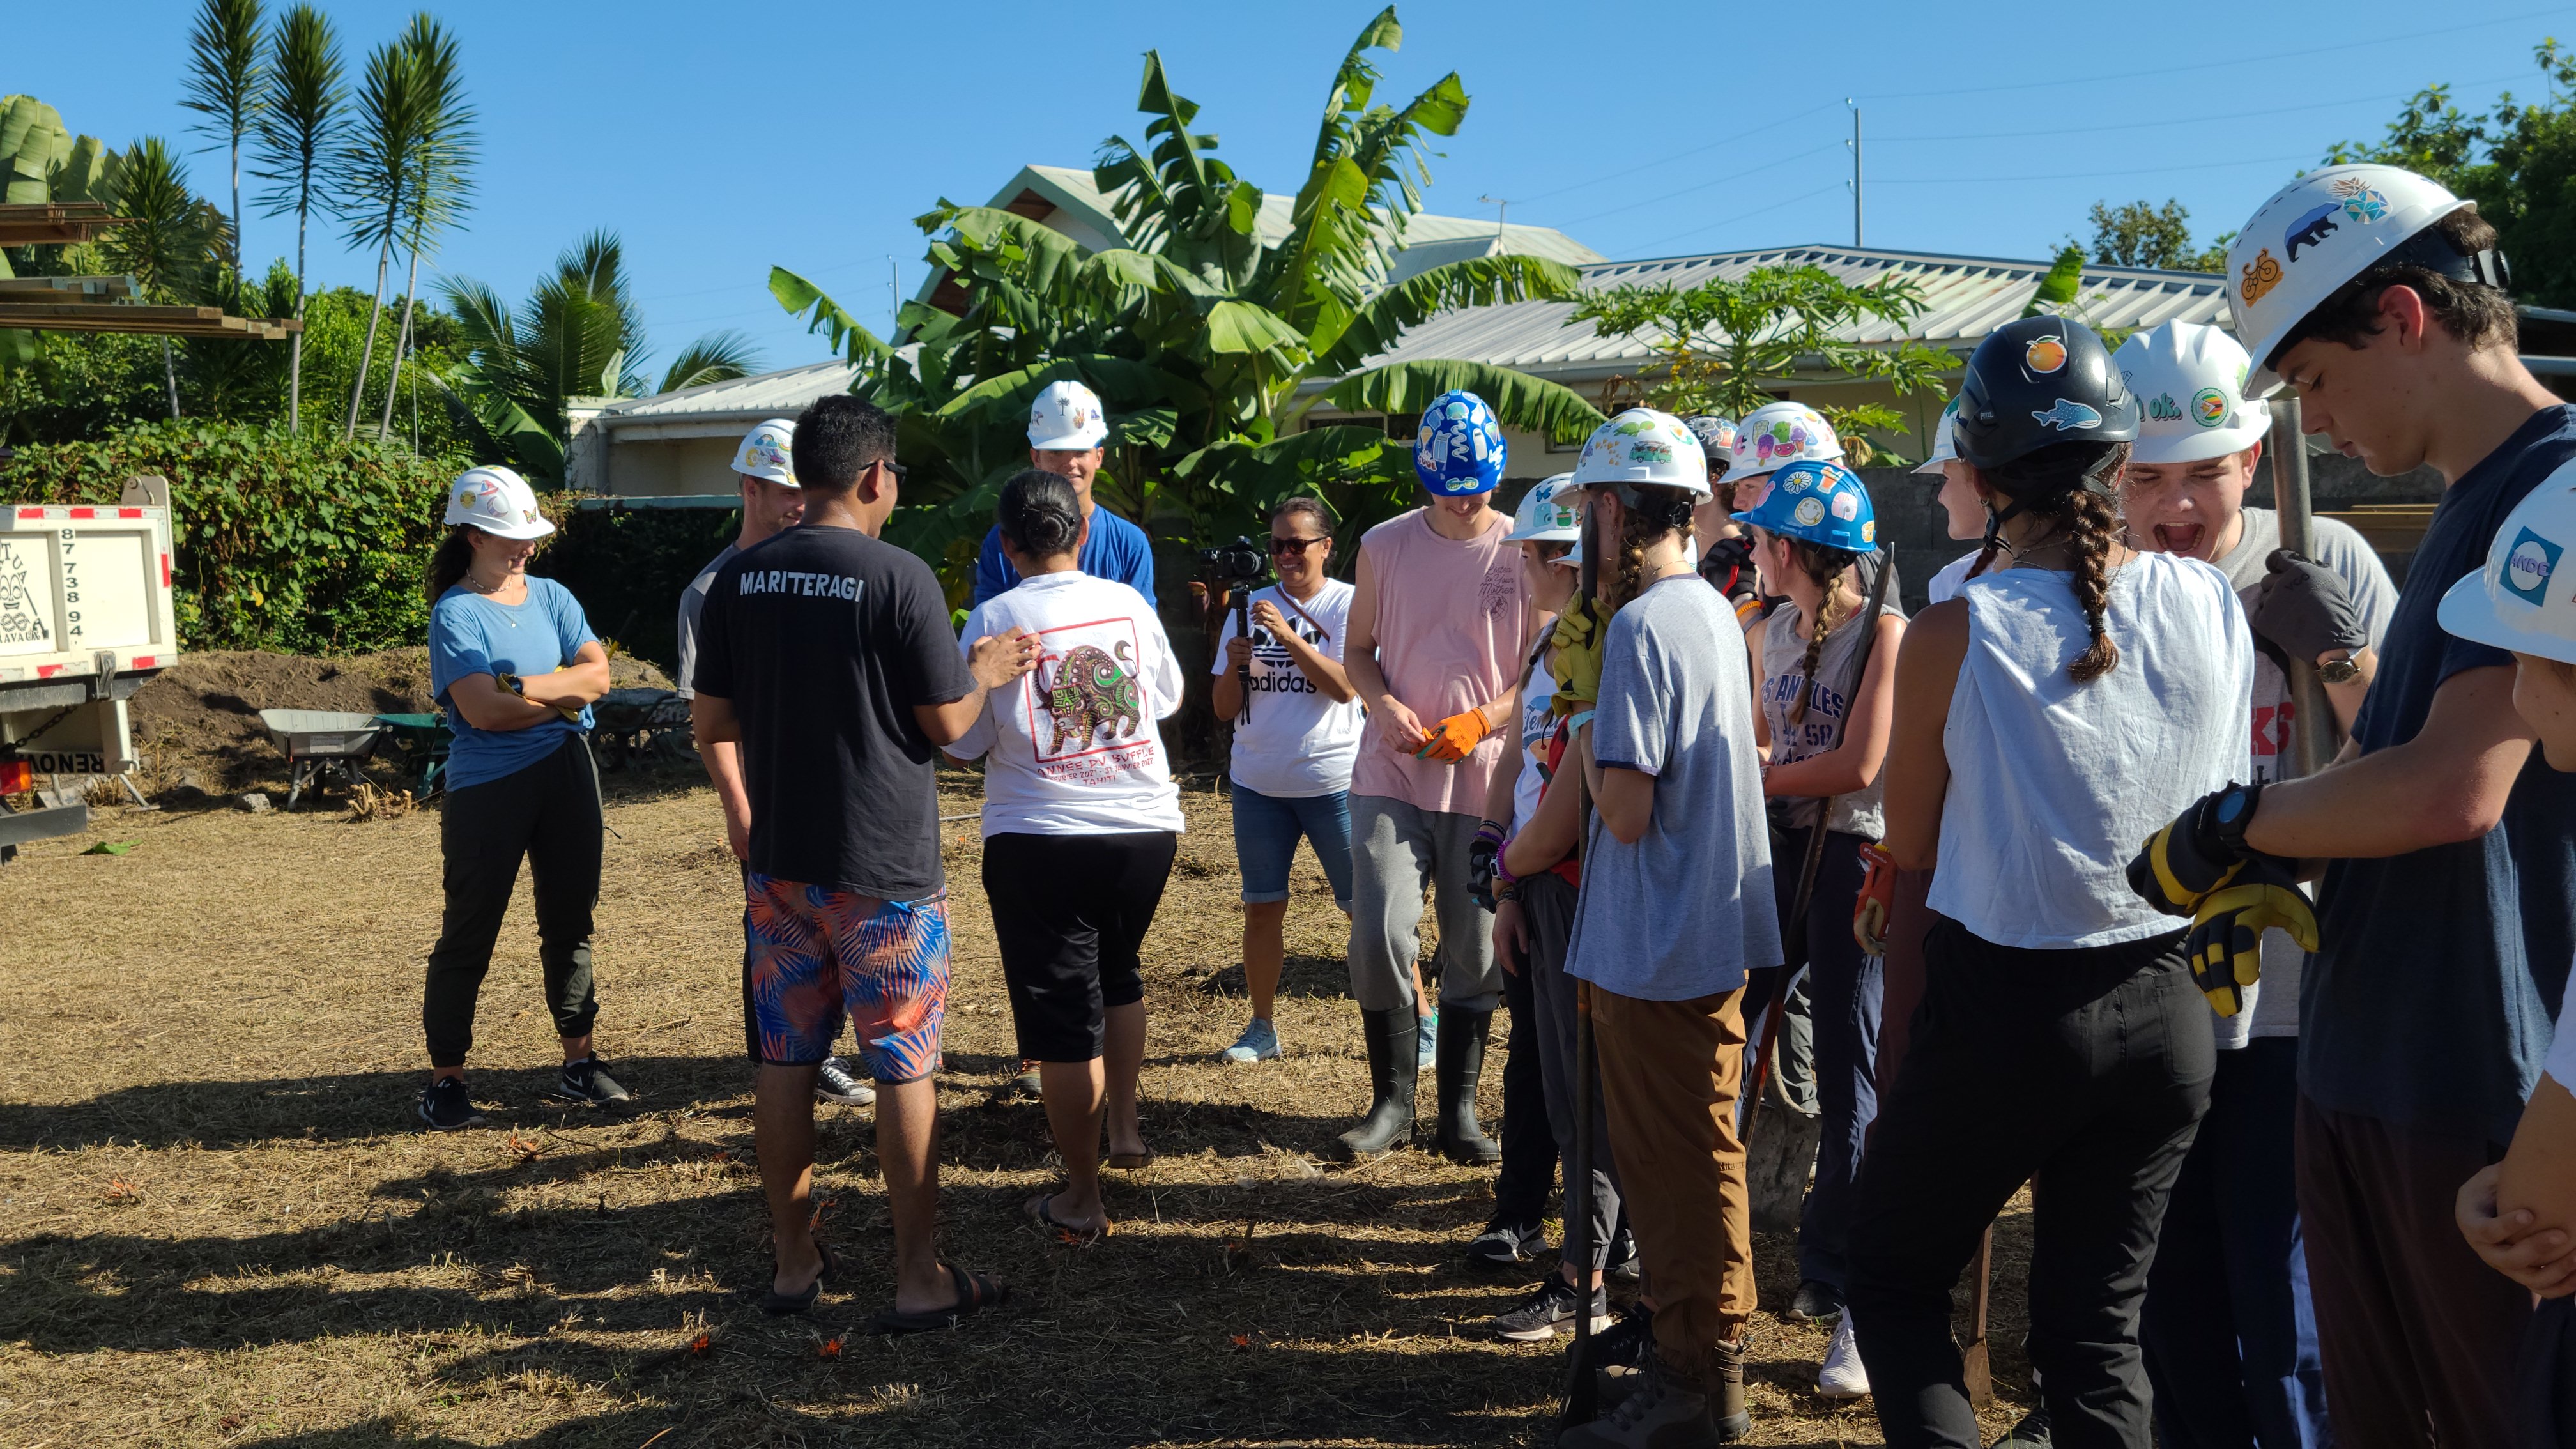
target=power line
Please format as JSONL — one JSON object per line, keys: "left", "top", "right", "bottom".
{"left": 1616, "top": 182, "right": 1853, "bottom": 259}
{"left": 1866, "top": 6, "right": 2568, "bottom": 100}
{"left": 1871, "top": 150, "right": 2322, "bottom": 187}
{"left": 1544, "top": 143, "right": 1846, "bottom": 228}
{"left": 1876, "top": 70, "right": 2534, "bottom": 144}
{"left": 1514, "top": 101, "right": 1843, "bottom": 206}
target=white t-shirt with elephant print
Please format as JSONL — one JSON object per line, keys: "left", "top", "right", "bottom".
{"left": 951, "top": 570, "right": 1187, "bottom": 838}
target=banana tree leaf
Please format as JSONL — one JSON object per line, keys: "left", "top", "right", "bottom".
{"left": 1312, "top": 253, "right": 1584, "bottom": 374}
{"left": 1108, "top": 407, "right": 1178, "bottom": 448}
{"left": 433, "top": 359, "right": 567, "bottom": 482}
{"left": 770, "top": 266, "right": 893, "bottom": 365}
{"left": 1322, "top": 359, "right": 1606, "bottom": 443}
{"left": 1203, "top": 300, "right": 1307, "bottom": 357}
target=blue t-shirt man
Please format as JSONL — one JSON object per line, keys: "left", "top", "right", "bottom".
{"left": 2306, "top": 403, "right": 2576, "bottom": 1146}
{"left": 970, "top": 507, "right": 1156, "bottom": 610}
{"left": 428, "top": 576, "right": 598, "bottom": 790}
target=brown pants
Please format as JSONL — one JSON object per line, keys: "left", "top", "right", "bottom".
{"left": 1593, "top": 983, "right": 1757, "bottom": 1389}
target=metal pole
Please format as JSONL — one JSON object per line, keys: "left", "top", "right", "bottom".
{"left": 1853, "top": 105, "right": 1864, "bottom": 247}
{"left": 2267, "top": 396, "right": 2337, "bottom": 779}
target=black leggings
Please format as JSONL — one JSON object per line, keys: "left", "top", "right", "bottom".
{"left": 983, "top": 831, "right": 1177, "bottom": 1062}
{"left": 422, "top": 735, "right": 603, "bottom": 1068}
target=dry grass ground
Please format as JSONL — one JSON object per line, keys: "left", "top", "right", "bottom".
{"left": 0, "top": 765, "right": 2039, "bottom": 1447}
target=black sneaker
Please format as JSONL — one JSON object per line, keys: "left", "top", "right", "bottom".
{"left": 1604, "top": 1225, "right": 1641, "bottom": 1282}
{"left": 1992, "top": 1407, "right": 2053, "bottom": 1448}
{"left": 815, "top": 1057, "right": 877, "bottom": 1108}
{"left": 1465, "top": 1215, "right": 1547, "bottom": 1266}
{"left": 551, "top": 1055, "right": 634, "bottom": 1105}
{"left": 1591, "top": 1301, "right": 1655, "bottom": 1370}
{"left": 418, "top": 1077, "right": 486, "bottom": 1131}
{"left": 1489, "top": 1274, "right": 1610, "bottom": 1342}
{"left": 1786, "top": 1277, "right": 1844, "bottom": 1323}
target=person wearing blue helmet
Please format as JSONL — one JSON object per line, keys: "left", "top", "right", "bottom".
{"left": 1734, "top": 460, "right": 1909, "bottom": 1399}
{"left": 1337, "top": 390, "right": 1529, "bottom": 1162}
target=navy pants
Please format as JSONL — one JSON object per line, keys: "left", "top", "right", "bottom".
{"left": 1761, "top": 825, "right": 1882, "bottom": 1293}
{"left": 1494, "top": 897, "right": 1557, "bottom": 1226}
{"left": 2140, "top": 1036, "right": 2332, "bottom": 1449}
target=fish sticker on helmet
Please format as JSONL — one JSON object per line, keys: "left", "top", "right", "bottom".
{"left": 2032, "top": 399, "right": 2104, "bottom": 431}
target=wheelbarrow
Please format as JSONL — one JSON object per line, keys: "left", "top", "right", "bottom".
{"left": 373, "top": 712, "right": 452, "bottom": 799}
{"left": 590, "top": 687, "right": 694, "bottom": 770}
{"left": 257, "top": 709, "right": 390, "bottom": 811}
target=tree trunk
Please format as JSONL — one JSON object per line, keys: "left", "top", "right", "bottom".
{"left": 379, "top": 239, "right": 425, "bottom": 441}
{"left": 287, "top": 203, "right": 307, "bottom": 435}
{"left": 229, "top": 137, "right": 243, "bottom": 314}
{"left": 160, "top": 337, "right": 181, "bottom": 418}
{"left": 342, "top": 230, "right": 394, "bottom": 440}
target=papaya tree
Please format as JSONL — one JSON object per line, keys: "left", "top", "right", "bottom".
{"left": 771, "top": 6, "right": 1605, "bottom": 577}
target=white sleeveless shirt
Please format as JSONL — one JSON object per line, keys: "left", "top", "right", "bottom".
{"left": 1928, "top": 551, "right": 2253, "bottom": 949}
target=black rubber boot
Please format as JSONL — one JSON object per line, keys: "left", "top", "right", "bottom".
{"left": 1432, "top": 1004, "right": 1501, "bottom": 1165}
{"left": 1335, "top": 1008, "right": 1418, "bottom": 1159}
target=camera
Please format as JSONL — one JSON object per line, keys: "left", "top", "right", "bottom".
{"left": 1197, "top": 536, "right": 1268, "bottom": 588}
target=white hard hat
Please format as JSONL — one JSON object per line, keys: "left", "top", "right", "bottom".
{"left": 1912, "top": 399, "right": 1960, "bottom": 477}
{"left": 731, "top": 418, "right": 799, "bottom": 487}
{"left": 1506, "top": 473, "right": 1581, "bottom": 543}
{"left": 1572, "top": 408, "right": 1711, "bottom": 498}
{"left": 2113, "top": 321, "right": 2271, "bottom": 466}
{"left": 444, "top": 466, "right": 553, "bottom": 541}
{"left": 2227, "top": 164, "right": 2485, "bottom": 398}
{"left": 1729, "top": 401, "right": 1843, "bottom": 479}
{"left": 1028, "top": 378, "right": 1110, "bottom": 452}
{"left": 2439, "top": 459, "right": 2576, "bottom": 661}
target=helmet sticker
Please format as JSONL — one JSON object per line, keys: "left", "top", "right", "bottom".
{"left": 2505, "top": 528, "right": 2562, "bottom": 605}
{"left": 1830, "top": 491, "right": 1861, "bottom": 521}
{"left": 2191, "top": 388, "right": 2230, "bottom": 427}
{"left": 1861, "top": 519, "right": 1876, "bottom": 544}
{"left": 2147, "top": 393, "right": 2184, "bottom": 422}
{"left": 2240, "top": 249, "right": 2283, "bottom": 305}
{"left": 2331, "top": 175, "right": 2390, "bottom": 223}
{"left": 1793, "top": 497, "right": 1827, "bottom": 528}
{"left": 2285, "top": 204, "right": 2341, "bottom": 263}
{"left": 1783, "top": 469, "right": 1813, "bottom": 493}
{"left": 2025, "top": 335, "right": 2069, "bottom": 374}
{"left": 1629, "top": 439, "right": 1672, "bottom": 464}
{"left": 2032, "top": 399, "right": 2104, "bottom": 431}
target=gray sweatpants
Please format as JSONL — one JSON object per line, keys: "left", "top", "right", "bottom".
{"left": 1347, "top": 792, "right": 1499, "bottom": 1014}
{"left": 1525, "top": 869, "right": 1623, "bottom": 1271}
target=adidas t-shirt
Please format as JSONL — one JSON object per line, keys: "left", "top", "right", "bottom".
{"left": 1210, "top": 579, "right": 1363, "bottom": 798}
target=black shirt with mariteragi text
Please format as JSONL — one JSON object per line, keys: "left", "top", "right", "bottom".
{"left": 690, "top": 523, "right": 975, "bottom": 900}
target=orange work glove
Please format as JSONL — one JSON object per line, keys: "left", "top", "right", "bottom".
{"left": 1413, "top": 709, "right": 1494, "bottom": 763}
{"left": 1853, "top": 841, "right": 1896, "bottom": 957}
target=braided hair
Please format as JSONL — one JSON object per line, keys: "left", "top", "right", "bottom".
{"left": 1968, "top": 441, "right": 2130, "bottom": 683}
{"left": 1608, "top": 484, "right": 1699, "bottom": 610}
{"left": 1786, "top": 539, "right": 1860, "bottom": 724}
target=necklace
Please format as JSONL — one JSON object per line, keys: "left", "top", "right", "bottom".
{"left": 469, "top": 571, "right": 524, "bottom": 625}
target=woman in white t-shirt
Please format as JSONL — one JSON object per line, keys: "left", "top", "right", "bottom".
{"left": 950, "top": 470, "right": 1185, "bottom": 1241}
{"left": 1209, "top": 497, "right": 1363, "bottom": 1065}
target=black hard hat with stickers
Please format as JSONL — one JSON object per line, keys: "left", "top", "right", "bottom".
{"left": 1952, "top": 316, "right": 2140, "bottom": 493}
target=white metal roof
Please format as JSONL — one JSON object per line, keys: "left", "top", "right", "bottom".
{"left": 1353, "top": 243, "right": 2235, "bottom": 382}
{"left": 591, "top": 358, "right": 862, "bottom": 436}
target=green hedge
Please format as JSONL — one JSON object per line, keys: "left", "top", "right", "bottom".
{"left": 3, "top": 420, "right": 459, "bottom": 653}
{"left": 532, "top": 504, "right": 740, "bottom": 672}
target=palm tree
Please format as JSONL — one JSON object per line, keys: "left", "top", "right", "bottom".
{"left": 331, "top": 22, "right": 431, "bottom": 438}
{"left": 98, "top": 139, "right": 225, "bottom": 418}
{"left": 178, "top": 0, "right": 264, "bottom": 310}
{"left": 438, "top": 231, "right": 762, "bottom": 482}
{"left": 772, "top": 7, "right": 1598, "bottom": 561}
{"left": 377, "top": 13, "right": 475, "bottom": 441}
{"left": 249, "top": 3, "right": 344, "bottom": 434}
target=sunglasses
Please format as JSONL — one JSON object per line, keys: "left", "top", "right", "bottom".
{"left": 1270, "top": 535, "right": 1328, "bottom": 556}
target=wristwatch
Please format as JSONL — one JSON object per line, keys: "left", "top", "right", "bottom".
{"left": 2317, "top": 654, "right": 2363, "bottom": 686}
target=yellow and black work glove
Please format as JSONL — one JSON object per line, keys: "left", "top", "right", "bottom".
{"left": 2127, "top": 782, "right": 2266, "bottom": 917}
{"left": 2185, "top": 854, "right": 2319, "bottom": 1016}
{"left": 1551, "top": 594, "right": 1611, "bottom": 716}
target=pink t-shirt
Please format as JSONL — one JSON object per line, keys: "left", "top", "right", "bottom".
{"left": 1351, "top": 507, "right": 1527, "bottom": 816}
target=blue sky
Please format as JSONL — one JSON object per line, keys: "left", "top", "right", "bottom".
{"left": 20, "top": 0, "right": 2572, "bottom": 385}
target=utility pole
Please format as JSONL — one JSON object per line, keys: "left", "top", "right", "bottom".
{"left": 887, "top": 254, "right": 899, "bottom": 332}
{"left": 1480, "top": 194, "right": 1511, "bottom": 240}
{"left": 1846, "top": 101, "right": 1864, "bottom": 247}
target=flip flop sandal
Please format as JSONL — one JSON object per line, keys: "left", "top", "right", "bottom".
{"left": 758, "top": 1243, "right": 836, "bottom": 1315}
{"left": 1105, "top": 1147, "right": 1155, "bottom": 1170}
{"left": 865, "top": 1262, "right": 1010, "bottom": 1335}
{"left": 1026, "top": 1192, "right": 1110, "bottom": 1246}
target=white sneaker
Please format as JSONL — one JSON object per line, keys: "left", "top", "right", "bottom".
{"left": 1818, "top": 1313, "right": 1869, "bottom": 1399}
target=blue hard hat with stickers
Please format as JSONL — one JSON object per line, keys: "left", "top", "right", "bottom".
{"left": 1413, "top": 390, "right": 1507, "bottom": 496}
{"left": 1731, "top": 459, "right": 1879, "bottom": 553}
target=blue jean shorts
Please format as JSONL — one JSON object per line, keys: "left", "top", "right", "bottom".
{"left": 1231, "top": 783, "right": 1354, "bottom": 908}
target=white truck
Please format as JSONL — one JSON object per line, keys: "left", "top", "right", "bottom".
{"left": 0, "top": 477, "right": 179, "bottom": 862}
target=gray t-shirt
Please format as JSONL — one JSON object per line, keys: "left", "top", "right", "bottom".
{"left": 1759, "top": 596, "right": 1909, "bottom": 839}
{"left": 2207, "top": 507, "right": 2398, "bottom": 1043}
{"left": 673, "top": 542, "right": 739, "bottom": 700}
{"left": 1567, "top": 574, "right": 1782, "bottom": 1000}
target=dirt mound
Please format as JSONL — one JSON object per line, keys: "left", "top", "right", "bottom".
{"left": 132, "top": 648, "right": 674, "bottom": 791}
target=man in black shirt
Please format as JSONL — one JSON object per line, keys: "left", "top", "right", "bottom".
{"left": 691, "top": 395, "right": 1038, "bottom": 1330}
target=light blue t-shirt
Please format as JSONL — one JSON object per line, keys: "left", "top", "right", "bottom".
{"left": 972, "top": 506, "right": 1156, "bottom": 609}
{"left": 1565, "top": 574, "right": 1781, "bottom": 1000}
{"left": 428, "top": 578, "right": 597, "bottom": 790}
